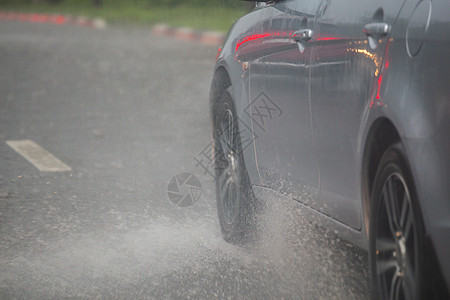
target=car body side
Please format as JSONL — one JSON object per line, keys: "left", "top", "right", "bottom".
{"left": 210, "top": 0, "right": 449, "bottom": 289}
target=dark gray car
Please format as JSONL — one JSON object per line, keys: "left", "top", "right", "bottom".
{"left": 210, "top": 0, "right": 449, "bottom": 298}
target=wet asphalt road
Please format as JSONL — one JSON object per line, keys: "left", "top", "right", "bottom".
{"left": 0, "top": 20, "right": 370, "bottom": 299}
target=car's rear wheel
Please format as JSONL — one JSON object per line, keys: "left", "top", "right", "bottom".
{"left": 370, "top": 143, "right": 425, "bottom": 300}
{"left": 213, "top": 88, "right": 256, "bottom": 243}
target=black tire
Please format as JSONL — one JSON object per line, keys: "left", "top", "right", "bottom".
{"left": 213, "top": 87, "right": 257, "bottom": 243}
{"left": 369, "top": 143, "right": 426, "bottom": 300}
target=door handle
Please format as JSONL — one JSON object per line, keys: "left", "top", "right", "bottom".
{"left": 363, "top": 22, "right": 390, "bottom": 37}
{"left": 293, "top": 29, "right": 313, "bottom": 42}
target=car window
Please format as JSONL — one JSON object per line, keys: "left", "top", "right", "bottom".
{"left": 297, "top": 0, "right": 324, "bottom": 16}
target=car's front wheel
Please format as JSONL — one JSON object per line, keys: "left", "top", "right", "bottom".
{"left": 213, "top": 87, "right": 257, "bottom": 243}
{"left": 370, "top": 143, "right": 425, "bottom": 300}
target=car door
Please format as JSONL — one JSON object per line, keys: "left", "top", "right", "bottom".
{"left": 247, "top": 0, "right": 324, "bottom": 207}
{"left": 309, "top": 0, "right": 406, "bottom": 229}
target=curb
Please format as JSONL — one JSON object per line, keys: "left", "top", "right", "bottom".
{"left": 0, "top": 11, "right": 107, "bottom": 29}
{"left": 152, "top": 23, "right": 224, "bottom": 46}
{"left": 0, "top": 12, "right": 223, "bottom": 45}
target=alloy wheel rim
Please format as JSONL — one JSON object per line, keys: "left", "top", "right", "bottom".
{"left": 217, "top": 108, "right": 240, "bottom": 225}
{"left": 375, "top": 173, "right": 417, "bottom": 300}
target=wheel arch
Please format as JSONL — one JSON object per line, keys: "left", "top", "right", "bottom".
{"left": 210, "top": 66, "right": 232, "bottom": 108}
{"left": 361, "top": 117, "right": 401, "bottom": 237}
{"left": 210, "top": 66, "right": 233, "bottom": 135}
{"left": 209, "top": 61, "right": 243, "bottom": 116}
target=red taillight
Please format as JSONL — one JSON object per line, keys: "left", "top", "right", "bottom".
{"left": 215, "top": 47, "right": 222, "bottom": 62}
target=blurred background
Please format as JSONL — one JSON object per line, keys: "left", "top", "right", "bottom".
{"left": 0, "top": 0, "right": 251, "bottom": 32}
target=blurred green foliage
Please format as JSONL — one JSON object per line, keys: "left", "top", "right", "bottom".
{"left": 0, "top": 0, "right": 251, "bottom": 32}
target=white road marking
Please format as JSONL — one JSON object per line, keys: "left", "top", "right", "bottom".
{"left": 6, "top": 140, "right": 71, "bottom": 172}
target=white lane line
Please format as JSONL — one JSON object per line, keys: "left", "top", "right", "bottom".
{"left": 6, "top": 140, "right": 71, "bottom": 172}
